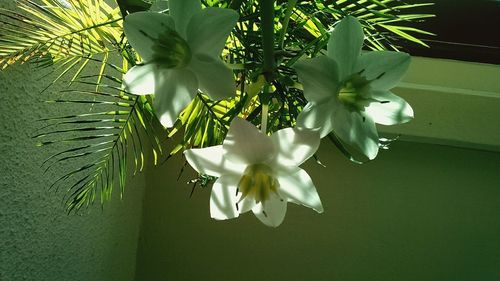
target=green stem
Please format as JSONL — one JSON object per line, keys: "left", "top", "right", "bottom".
{"left": 261, "top": 100, "right": 269, "bottom": 134}
{"left": 278, "top": 0, "right": 298, "bottom": 50}
{"left": 261, "top": 104, "right": 269, "bottom": 134}
{"left": 260, "top": 0, "right": 276, "bottom": 82}
{"left": 259, "top": 0, "right": 276, "bottom": 134}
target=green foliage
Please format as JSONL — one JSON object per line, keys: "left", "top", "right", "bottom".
{"left": 177, "top": 0, "right": 434, "bottom": 159}
{"left": 0, "top": 0, "right": 123, "bottom": 90}
{"left": 35, "top": 75, "right": 164, "bottom": 212}
{"left": 0, "top": 0, "right": 163, "bottom": 212}
{"left": 0, "top": 0, "right": 434, "bottom": 211}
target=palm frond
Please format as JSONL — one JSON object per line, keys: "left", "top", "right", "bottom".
{"left": 0, "top": 0, "right": 123, "bottom": 88}
{"left": 34, "top": 72, "right": 164, "bottom": 212}
{"left": 292, "top": 0, "right": 435, "bottom": 50}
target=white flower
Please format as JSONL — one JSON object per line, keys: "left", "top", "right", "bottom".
{"left": 122, "top": 0, "right": 238, "bottom": 127}
{"left": 294, "top": 16, "right": 414, "bottom": 160}
{"left": 184, "top": 118, "right": 324, "bottom": 227}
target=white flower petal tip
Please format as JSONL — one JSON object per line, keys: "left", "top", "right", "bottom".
{"left": 271, "top": 126, "right": 321, "bottom": 167}
{"left": 328, "top": 15, "right": 364, "bottom": 81}
{"left": 184, "top": 145, "right": 246, "bottom": 177}
{"left": 294, "top": 15, "right": 413, "bottom": 160}
{"left": 252, "top": 194, "right": 287, "bottom": 228}
{"left": 123, "top": 64, "right": 158, "bottom": 95}
{"left": 357, "top": 51, "right": 411, "bottom": 91}
{"left": 187, "top": 8, "right": 239, "bottom": 57}
{"left": 152, "top": 69, "right": 198, "bottom": 128}
{"left": 184, "top": 118, "right": 324, "bottom": 227}
{"left": 364, "top": 140, "right": 379, "bottom": 161}
{"left": 210, "top": 175, "right": 240, "bottom": 220}
{"left": 366, "top": 91, "right": 414, "bottom": 126}
{"left": 278, "top": 168, "right": 324, "bottom": 214}
{"left": 184, "top": 145, "right": 225, "bottom": 177}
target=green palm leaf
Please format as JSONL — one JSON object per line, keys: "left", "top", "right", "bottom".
{"left": 293, "top": 0, "right": 435, "bottom": 50}
{"left": 0, "top": 0, "right": 123, "bottom": 89}
{"left": 35, "top": 72, "right": 164, "bottom": 212}
{"left": 0, "top": 0, "right": 160, "bottom": 212}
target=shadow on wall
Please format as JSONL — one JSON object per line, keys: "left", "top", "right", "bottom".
{"left": 0, "top": 56, "right": 145, "bottom": 281}
{"left": 135, "top": 140, "right": 500, "bottom": 281}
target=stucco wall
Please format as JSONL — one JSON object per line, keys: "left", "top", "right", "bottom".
{"left": 135, "top": 140, "right": 500, "bottom": 281}
{"left": 0, "top": 57, "right": 144, "bottom": 280}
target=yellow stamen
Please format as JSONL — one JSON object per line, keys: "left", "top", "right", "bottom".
{"left": 337, "top": 74, "right": 371, "bottom": 110}
{"left": 238, "top": 163, "right": 279, "bottom": 203}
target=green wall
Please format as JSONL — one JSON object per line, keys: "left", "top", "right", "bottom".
{"left": 135, "top": 140, "right": 500, "bottom": 281}
{"left": 0, "top": 57, "right": 144, "bottom": 281}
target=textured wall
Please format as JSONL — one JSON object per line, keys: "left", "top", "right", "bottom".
{"left": 135, "top": 141, "right": 500, "bottom": 281}
{"left": 0, "top": 54, "right": 144, "bottom": 280}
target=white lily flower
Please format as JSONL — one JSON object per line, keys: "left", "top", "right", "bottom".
{"left": 122, "top": 0, "right": 238, "bottom": 128}
{"left": 184, "top": 118, "right": 324, "bottom": 227}
{"left": 294, "top": 16, "right": 414, "bottom": 160}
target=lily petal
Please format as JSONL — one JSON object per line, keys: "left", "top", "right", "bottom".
{"left": 222, "top": 118, "right": 276, "bottom": 165}
{"left": 210, "top": 174, "right": 240, "bottom": 220}
{"left": 184, "top": 145, "right": 246, "bottom": 178}
{"left": 356, "top": 51, "right": 411, "bottom": 91}
{"left": 187, "top": 7, "right": 239, "bottom": 57}
{"left": 296, "top": 101, "right": 335, "bottom": 138}
{"left": 237, "top": 196, "right": 257, "bottom": 214}
{"left": 188, "top": 53, "right": 235, "bottom": 100}
{"left": 149, "top": 1, "right": 169, "bottom": 12}
{"left": 327, "top": 16, "right": 364, "bottom": 82}
{"left": 123, "top": 63, "right": 163, "bottom": 95}
{"left": 277, "top": 168, "right": 323, "bottom": 213}
{"left": 153, "top": 68, "right": 198, "bottom": 128}
{"left": 270, "top": 127, "right": 320, "bottom": 168}
{"left": 366, "top": 91, "right": 414, "bottom": 125}
{"left": 168, "top": 0, "right": 201, "bottom": 38}
{"left": 294, "top": 56, "right": 340, "bottom": 103}
{"left": 332, "top": 107, "right": 379, "bottom": 160}
{"left": 252, "top": 193, "right": 287, "bottom": 227}
{"left": 124, "top": 12, "right": 175, "bottom": 62}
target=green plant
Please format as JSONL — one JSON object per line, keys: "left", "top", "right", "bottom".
{"left": 0, "top": 0, "right": 434, "bottom": 213}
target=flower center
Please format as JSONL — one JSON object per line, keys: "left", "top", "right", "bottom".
{"left": 238, "top": 163, "right": 279, "bottom": 203}
{"left": 151, "top": 29, "right": 192, "bottom": 68}
{"left": 338, "top": 74, "right": 370, "bottom": 110}
{"left": 338, "top": 81, "right": 360, "bottom": 105}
